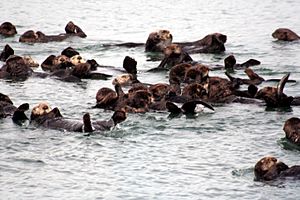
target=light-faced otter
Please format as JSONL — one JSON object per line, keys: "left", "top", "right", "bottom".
{"left": 272, "top": 28, "right": 300, "bottom": 41}
{"left": 0, "top": 44, "right": 14, "bottom": 62}
{"left": 283, "top": 117, "right": 300, "bottom": 145}
{"left": 70, "top": 55, "right": 86, "bottom": 66}
{"left": 30, "top": 102, "right": 126, "bottom": 133}
{"left": 19, "top": 21, "right": 86, "bottom": 43}
{"left": 0, "top": 22, "right": 17, "bottom": 37}
{"left": 254, "top": 156, "right": 300, "bottom": 181}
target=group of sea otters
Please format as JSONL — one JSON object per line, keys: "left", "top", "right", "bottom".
{"left": 1, "top": 21, "right": 300, "bottom": 182}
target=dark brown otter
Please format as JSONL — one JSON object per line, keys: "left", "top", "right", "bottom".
{"left": 0, "top": 22, "right": 17, "bottom": 37}
{"left": 0, "top": 55, "right": 33, "bottom": 80}
{"left": 272, "top": 28, "right": 300, "bottom": 41}
{"left": 19, "top": 21, "right": 86, "bottom": 43}
{"left": 176, "top": 33, "right": 227, "bottom": 54}
{"left": 30, "top": 102, "right": 126, "bottom": 133}
{"left": 283, "top": 117, "right": 300, "bottom": 145}
{"left": 254, "top": 156, "right": 300, "bottom": 181}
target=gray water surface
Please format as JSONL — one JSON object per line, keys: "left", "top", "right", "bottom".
{"left": 1, "top": 0, "right": 300, "bottom": 199}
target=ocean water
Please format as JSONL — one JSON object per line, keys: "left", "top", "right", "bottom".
{"left": 1, "top": 0, "right": 300, "bottom": 199}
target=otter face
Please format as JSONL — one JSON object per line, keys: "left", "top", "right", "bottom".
{"left": 53, "top": 55, "right": 70, "bottom": 66}
{"left": 23, "top": 56, "right": 39, "bottom": 68}
{"left": 164, "top": 44, "right": 182, "bottom": 56}
{"left": 112, "top": 74, "right": 134, "bottom": 86}
{"left": 149, "top": 83, "right": 170, "bottom": 101}
{"left": 65, "top": 21, "right": 76, "bottom": 34}
{"left": 283, "top": 117, "right": 300, "bottom": 144}
{"left": 272, "top": 28, "right": 300, "bottom": 41}
{"left": 70, "top": 55, "right": 86, "bottom": 65}
{"left": 31, "top": 102, "right": 52, "bottom": 117}
{"left": 145, "top": 30, "right": 173, "bottom": 52}
{"left": 184, "top": 64, "right": 210, "bottom": 83}
{"left": 254, "top": 156, "right": 278, "bottom": 180}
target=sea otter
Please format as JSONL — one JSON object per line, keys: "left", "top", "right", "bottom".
{"left": 19, "top": 21, "right": 86, "bottom": 43}
{"left": 272, "top": 28, "right": 300, "bottom": 41}
{"left": 30, "top": 102, "right": 126, "bottom": 133}
{"left": 0, "top": 22, "right": 17, "bottom": 37}
{"left": 283, "top": 117, "right": 300, "bottom": 145}
{"left": 254, "top": 156, "right": 300, "bottom": 181}
{"left": 145, "top": 30, "right": 173, "bottom": 52}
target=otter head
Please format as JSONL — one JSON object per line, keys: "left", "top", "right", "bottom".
{"left": 184, "top": 64, "right": 210, "bottom": 84}
{"left": 65, "top": 21, "right": 76, "bottom": 34}
{"left": 112, "top": 74, "right": 135, "bottom": 86}
{"left": 283, "top": 117, "right": 300, "bottom": 145}
{"left": 31, "top": 102, "right": 52, "bottom": 119}
{"left": 0, "top": 22, "right": 17, "bottom": 36}
{"left": 71, "top": 63, "right": 91, "bottom": 78}
{"left": 182, "top": 83, "right": 208, "bottom": 99}
{"left": 53, "top": 55, "right": 70, "bottom": 66}
{"left": 19, "top": 30, "right": 38, "bottom": 43}
{"left": 272, "top": 28, "right": 300, "bottom": 41}
{"left": 164, "top": 44, "right": 182, "bottom": 56}
{"left": 254, "top": 156, "right": 278, "bottom": 181}
{"left": 129, "top": 90, "right": 153, "bottom": 109}
{"left": 61, "top": 47, "right": 80, "bottom": 58}
{"left": 112, "top": 109, "right": 127, "bottom": 125}
{"left": 70, "top": 55, "right": 86, "bottom": 66}
{"left": 149, "top": 83, "right": 171, "bottom": 101}
{"left": 145, "top": 29, "right": 173, "bottom": 52}
{"left": 23, "top": 56, "right": 39, "bottom": 68}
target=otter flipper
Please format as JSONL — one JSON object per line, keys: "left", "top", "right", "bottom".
{"left": 166, "top": 102, "right": 182, "bottom": 114}
{"left": 12, "top": 103, "right": 29, "bottom": 124}
{"left": 181, "top": 100, "right": 214, "bottom": 114}
{"left": 83, "top": 113, "right": 94, "bottom": 132}
{"left": 277, "top": 73, "right": 290, "bottom": 98}
{"left": 123, "top": 56, "right": 137, "bottom": 75}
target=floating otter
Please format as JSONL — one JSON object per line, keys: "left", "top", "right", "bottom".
{"left": 0, "top": 22, "right": 17, "bottom": 37}
{"left": 30, "top": 102, "right": 126, "bottom": 133}
{"left": 283, "top": 117, "right": 300, "bottom": 145}
{"left": 19, "top": 21, "right": 86, "bottom": 43}
{"left": 176, "top": 32, "right": 227, "bottom": 54}
{"left": 272, "top": 28, "right": 300, "bottom": 41}
{"left": 254, "top": 156, "right": 300, "bottom": 181}
{"left": 111, "top": 30, "right": 227, "bottom": 54}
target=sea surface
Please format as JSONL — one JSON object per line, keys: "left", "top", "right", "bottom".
{"left": 1, "top": 0, "right": 300, "bottom": 199}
